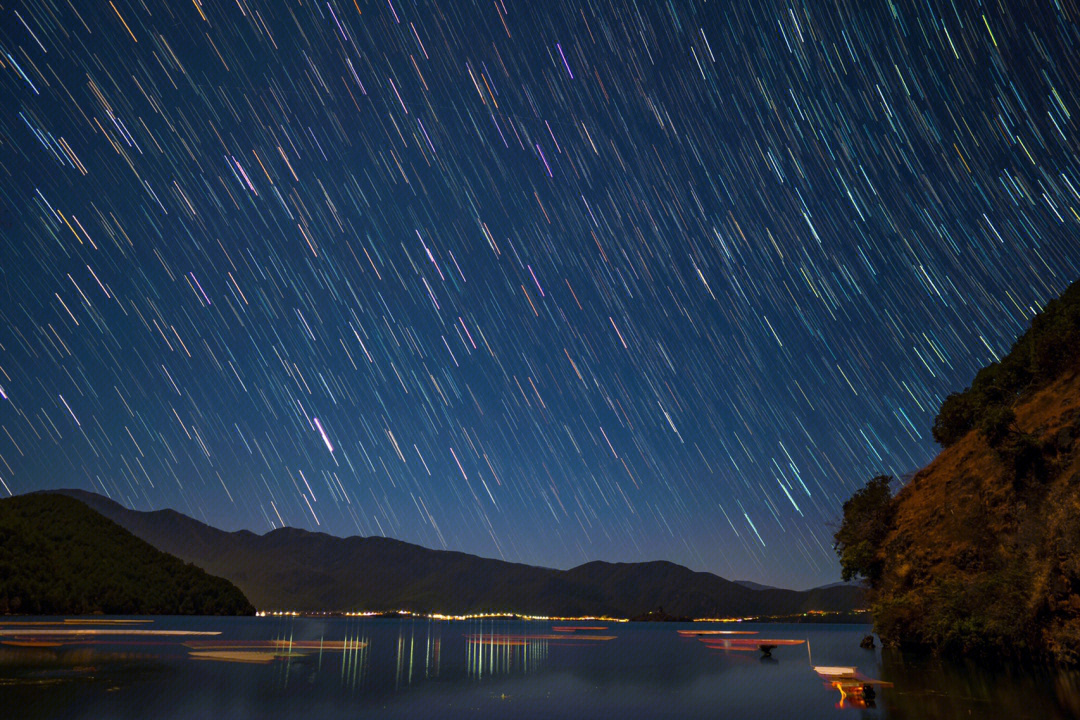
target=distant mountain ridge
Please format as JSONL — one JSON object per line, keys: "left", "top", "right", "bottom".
{"left": 44, "top": 489, "right": 863, "bottom": 618}
{"left": 733, "top": 580, "right": 781, "bottom": 591}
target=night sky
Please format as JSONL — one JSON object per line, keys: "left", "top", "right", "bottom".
{"left": 2, "top": 0, "right": 1079, "bottom": 590}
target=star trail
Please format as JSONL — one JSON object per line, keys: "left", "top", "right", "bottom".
{"left": 2, "top": 0, "right": 1079, "bottom": 590}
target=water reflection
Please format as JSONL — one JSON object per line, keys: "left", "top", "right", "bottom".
{"left": 464, "top": 619, "right": 550, "bottom": 679}
{"left": 426, "top": 623, "right": 442, "bottom": 680}
{"left": 338, "top": 622, "right": 369, "bottom": 691}
{"left": 3, "top": 618, "right": 1079, "bottom": 719}
{"left": 266, "top": 618, "right": 442, "bottom": 693}
{"left": 878, "top": 649, "right": 1080, "bottom": 719}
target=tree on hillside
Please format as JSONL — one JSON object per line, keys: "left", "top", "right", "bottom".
{"left": 978, "top": 406, "right": 1017, "bottom": 448}
{"left": 834, "top": 475, "right": 895, "bottom": 589}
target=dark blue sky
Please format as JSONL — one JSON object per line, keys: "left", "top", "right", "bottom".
{"left": 2, "top": 0, "right": 1079, "bottom": 589}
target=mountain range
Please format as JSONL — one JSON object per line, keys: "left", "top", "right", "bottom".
{"left": 36, "top": 489, "right": 863, "bottom": 618}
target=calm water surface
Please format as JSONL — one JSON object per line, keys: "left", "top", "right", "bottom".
{"left": 2, "top": 617, "right": 1078, "bottom": 719}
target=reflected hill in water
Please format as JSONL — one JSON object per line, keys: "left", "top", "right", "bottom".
{"left": 878, "top": 649, "right": 1080, "bottom": 719}
{"left": 39, "top": 489, "right": 861, "bottom": 618}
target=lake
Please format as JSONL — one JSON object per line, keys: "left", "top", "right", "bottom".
{"left": 2, "top": 617, "right": 1078, "bottom": 719}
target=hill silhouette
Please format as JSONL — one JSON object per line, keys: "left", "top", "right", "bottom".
{"left": 46, "top": 489, "right": 862, "bottom": 618}
{"left": 837, "top": 278, "right": 1080, "bottom": 663}
{"left": 0, "top": 493, "right": 254, "bottom": 615}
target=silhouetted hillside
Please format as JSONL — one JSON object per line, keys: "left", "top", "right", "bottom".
{"left": 49, "top": 490, "right": 862, "bottom": 618}
{"left": 733, "top": 580, "right": 781, "bottom": 591}
{"left": 0, "top": 494, "right": 254, "bottom": 615}
{"left": 837, "top": 278, "right": 1080, "bottom": 663}
{"left": 933, "top": 280, "right": 1080, "bottom": 446}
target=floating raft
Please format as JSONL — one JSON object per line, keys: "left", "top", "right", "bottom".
{"left": 188, "top": 650, "right": 284, "bottom": 664}
{"left": 813, "top": 665, "right": 892, "bottom": 685}
{"left": 0, "top": 627, "right": 223, "bottom": 651}
{"left": 0, "top": 619, "right": 152, "bottom": 627}
{"left": 813, "top": 665, "right": 893, "bottom": 706}
{"left": 699, "top": 637, "right": 805, "bottom": 655}
{"left": 552, "top": 626, "right": 608, "bottom": 632}
{"left": 0, "top": 629, "right": 221, "bottom": 637}
{"left": 465, "top": 634, "right": 616, "bottom": 645}
{"left": 183, "top": 639, "right": 366, "bottom": 651}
